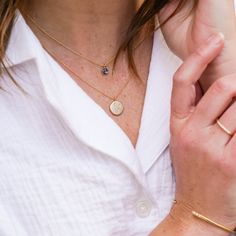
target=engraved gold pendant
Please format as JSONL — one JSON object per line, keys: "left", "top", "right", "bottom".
{"left": 109, "top": 100, "right": 124, "bottom": 116}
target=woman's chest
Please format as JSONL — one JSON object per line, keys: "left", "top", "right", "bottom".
{"left": 73, "top": 75, "right": 147, "bottom": 146}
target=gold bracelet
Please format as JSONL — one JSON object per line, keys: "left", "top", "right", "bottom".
{"left": 192, "top": 211, "right": 236, "bottom": 234}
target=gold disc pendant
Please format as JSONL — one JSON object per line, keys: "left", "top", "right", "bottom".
{"left": 109, "top": 100, "right": 124, "bottom": 116}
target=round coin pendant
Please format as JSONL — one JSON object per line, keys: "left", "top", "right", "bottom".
{"left": 109, "top": 100, "right": 124, "bottom": 116}
{"left": 101, "top": 66, "right": 109, "bottom": 76}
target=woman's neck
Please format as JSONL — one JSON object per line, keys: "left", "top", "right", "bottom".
{"left": 24, "top": 0, "right": 138, "bottom": 59}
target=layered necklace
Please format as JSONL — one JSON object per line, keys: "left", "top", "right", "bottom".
{"left": 27, "top": 15, "right": 146, "bottom": 116}
{"left": 44, "top": 47, "right": 129, "bottom": 116}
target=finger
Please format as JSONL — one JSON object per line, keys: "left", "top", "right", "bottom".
{"left": 213, "top": 100, "right": 236, "bottom": 145}
{"left": 226, "top": 128, "right": 236, "bottom": 161}
{"left": 171, "top": 33, "right": 224, "bottom": 124}
{"left": 191, "top": 75, "right": 236, "bottom": 128}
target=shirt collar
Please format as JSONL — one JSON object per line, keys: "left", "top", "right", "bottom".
{"left": 4, "top": 11, "right": 182, "bottom": 185}
{"left": 4, "top": 11, "right": 36, "bottom": 68}
{"left": 136, "top": 30, "right": 182, "bottom": 173}
{"left": 5, "top": 13, "right": 149, "bottom": 189}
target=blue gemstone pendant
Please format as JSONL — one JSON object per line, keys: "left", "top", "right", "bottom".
{"left": 101, "top": 66, "right": 109, "bottom": 76}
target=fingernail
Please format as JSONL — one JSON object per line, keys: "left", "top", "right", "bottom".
{"left": 207, "top": 33, "right": 225, "bottom": 45}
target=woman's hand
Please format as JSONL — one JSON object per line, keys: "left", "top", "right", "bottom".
{"left": 150, "top": 33, "right": 236, "bottom": 236}
{"left": 159, "top": 0, "right": 236, "bottom": 91}
{"left": 151, "top": 33, "right": 236, "bottom": 236}
{"left": 170, "top": 32, "right": 236, "bottom": 232}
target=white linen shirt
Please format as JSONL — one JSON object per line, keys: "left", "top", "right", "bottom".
{"left": 0, "top": 12, "right": 183, "bottom": 236}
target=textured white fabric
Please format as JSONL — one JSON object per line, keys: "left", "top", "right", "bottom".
{"left": 0, "top": 12, "right": 183, "bottom": 236}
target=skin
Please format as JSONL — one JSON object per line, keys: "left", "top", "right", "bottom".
{"left": 160, "top": 0, "right": 236, "bottom": 90}
{"left": 24, "top": 1, "right": 236, "bottom": 235}
{"left": 151, "top": 34, "right": 236, "bottom": 236}
{"left": 24, "top": 0, "right": 153, "bottom": 147}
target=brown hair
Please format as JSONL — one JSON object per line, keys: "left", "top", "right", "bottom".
{"left": 0, "top": 0, "right": 190, "bottom": 84}
{"left": 0, "top": 0, "right": 22, "bottom": 87}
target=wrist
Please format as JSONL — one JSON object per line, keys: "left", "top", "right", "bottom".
{"left": 169, "top": 201, "right": 230, "bottom": 236}
{"left": 149, "top": 201, "right": 233, "bottom": 236}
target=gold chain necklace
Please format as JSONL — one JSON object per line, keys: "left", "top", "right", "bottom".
{"left": 44, "top": 46, "right": 130, "bottom": 116}
{"left": 27, "top": 14, "right": 118, "bottom": 76}
{"left": 26, "top": 14, "right": 147, "bottom": 77}
{"left": 26, "top": 15, "right": 149, "bottom": 115}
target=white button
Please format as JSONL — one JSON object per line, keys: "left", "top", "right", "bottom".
{"left": 136, "top": 199, "right": 152, "bottom": 218}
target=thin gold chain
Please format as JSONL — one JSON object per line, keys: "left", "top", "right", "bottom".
{"left": 26, "top": 14, "right": 147, "bottom": 70}
{"left": 27, "top": 14, "right": 118, "bottom": 68}
{"left": 43, "top": 46, "right": 131, "bottom": 101}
